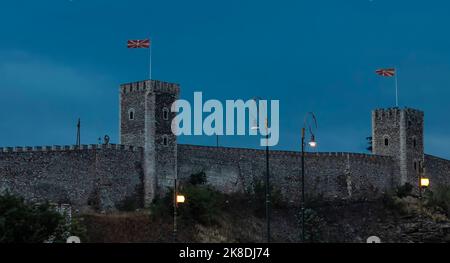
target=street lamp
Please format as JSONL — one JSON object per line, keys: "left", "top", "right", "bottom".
{"left": 300, "top": 112, "right": 318, "bottom": 243}
{"left": 173, "top": 179, "right": 186, "bottom": 242}
{"left": 420, "top": 178, "right": 430, "bottom": 188}
{"left": 418, "top": 164, "right": 429, "bottom": 243}
{"left": 251, "top": 97, "right": 271, "bottom": 243}
{"left": 418, "top": 165, "right": 429, "bottom": 198}
{"left": 308, "top": 135, "right": 317, "bottom": 148}
{"left": 177, "top": 195, "right": 186, "bottom": 204}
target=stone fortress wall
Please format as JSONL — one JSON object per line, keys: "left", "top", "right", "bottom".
{"left": 0, "top": 145, "right": 144, "bottom": 211}
{"left": 1, "top": 143, "right": 448, "bottom": 211}
{"left": 425, "top": 154, "right": 450, "bottom": 189}
{"left": 178, "top": 145, "right": 450, "bottom": 203}
{"left": 177, "top": 145, "right": 396, "bottom": 203}
{"left": 0, "top": 79, "right": 449, "bottom": 211}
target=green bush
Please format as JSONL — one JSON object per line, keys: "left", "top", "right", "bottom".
{"left": 149, "top": 184, "right": 224, "bottom": 226}
{"left": 116, "top": 195, "right": 141, "bottom": 212}
{"left": 189, "top": 171, "right": 207, "bottom": 186}
{"left": 179, "top": 185, "right": 224, "bottom": 226}
{"left": 396, "top": 183, "right": 414, "bottom": 198}
{"left": 147, "top": 171, "right": 223, "bottom": 225}
{"left": 0, "top": 193, "right": 67, "bottom": 243}
{"left": 425, "top": 185, "right": 450, "bottom": 216}
{"left": 296, "top": 208, "right": 326, "bottom": 243}
{"left": 66, "top": 216, "right": 88, "bottom": 243}
{"left": 251, "top": 179, "right": 285, "bottom": 217}
{"left": 150, "top": 189, "right": 173, "bottom": 218}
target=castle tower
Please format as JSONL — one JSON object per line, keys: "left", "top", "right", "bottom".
{"left": 372, "top": 108, "right": 424, "bottom": 187}
{"left": 119, "top": 80, "right": 180, "bottom": 206}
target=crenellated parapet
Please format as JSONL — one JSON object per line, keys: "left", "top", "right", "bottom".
{"left": 179, "top": 144, "right": 394, "bottom": 164}
{"left": 373, "top": 107, "right": 401, "bottom": 121}
{"left": 373, "top": 107, "right": 423, "bottom": 126}
{"left": 120, "top": 80, "right": 180, "bottom": 95}
{"left": 0, "top": 144, "right": 143, "bottom": 153}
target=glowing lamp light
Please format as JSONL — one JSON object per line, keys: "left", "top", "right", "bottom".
{"left": 420, "top": 178, "right": 430, "bottom": 188}
{"left": 176, "top": 195, "right": 185, "bottom": 203}
{"left": 308, "top": 135, "right": 317, "bottom": 148}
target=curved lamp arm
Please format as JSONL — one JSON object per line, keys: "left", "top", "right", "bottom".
{"left": 303, "top": 112, "right": 318, "bottom": 148}
{"left": 250, "top": 96, "right": 265, "bottom": 130}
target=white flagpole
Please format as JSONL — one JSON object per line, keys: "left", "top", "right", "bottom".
{"left": 395, "top": 68, "right": 399, "bottom": 107}
{"left": 149, "top": 38, "right": 152, "bottom": 80}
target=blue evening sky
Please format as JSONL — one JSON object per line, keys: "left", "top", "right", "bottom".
{"left": 0, "top": 0, "right": 449, "bottom": 158}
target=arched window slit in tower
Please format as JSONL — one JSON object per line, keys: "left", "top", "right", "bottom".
{"left": 163, "top": 108, "right": 169, "bottom": 120}
{"left": 129, "top": 109, "right": 135, "bottom": 120}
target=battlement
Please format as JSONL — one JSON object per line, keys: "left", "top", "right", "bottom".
{"left": 178, "top": 144, "right": 394, "bottom": 163}
{"left": 373, "top": 107, "right": 401, "bottom": 120}
{"left": 120, "top": 80, "right": 180, "bottom": 95}
{"left": 373, "top": 107, "right": 423, "bottom": 120}
{"left": 0, "top": 144, "right": 143, "bottom": 153}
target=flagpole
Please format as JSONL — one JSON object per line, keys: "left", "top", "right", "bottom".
{"left": 76, "top": 118, "right": 80, "bottom": 148}
{"left": 395, "top": 68, "right": 399, "bottom": 107}
{"left": 149, "top": 38, "right": 152, "bottom": 80}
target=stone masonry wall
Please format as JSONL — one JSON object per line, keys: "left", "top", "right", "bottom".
{"left": 177, "top": 145, "right": 396, "bottom": 204}
{"left": 372, "top": 108, "right": 425, "bottom": 187}
{"left": 0, "top": 145, "right": 144, "bottom": 211}
{"left": 425, "top": 154, "right": 450, "bottom": 189}
{"left": 1, "top": 143, "right": 447, "bottom": 212}
{"left": 120, "top": 83, "right": 146, "bottom": 147}
{"left": 120, "top": 80, "right": 180, "bottom": 205}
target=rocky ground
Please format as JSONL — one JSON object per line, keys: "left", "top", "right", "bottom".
{"left": 314, "top": 200, "right": 450, "bottom": 243}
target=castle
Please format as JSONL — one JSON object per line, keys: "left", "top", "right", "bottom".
{"left": 0, "top": 79, "right": 449, "bottom": 211}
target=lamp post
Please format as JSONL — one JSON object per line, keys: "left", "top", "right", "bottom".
{"left": 418, "top": 163, "right": 429, "bottom": 243}
{"left": 418, "top": 167, "right": 429, "bottom": 209}
{"left": 173, "top": 179, "right": 186, "bottom": 242}
{"left": 251, "top": 97, "right": 270, "bottom": 243}
{"left": 265, "top": 120, "right": 270, "bottom": 243}
{"left": 301, "top": 112, "right": 318, "bottom": 243}
{"left": 252, "top": 120, "right": 270, "bottom": 243}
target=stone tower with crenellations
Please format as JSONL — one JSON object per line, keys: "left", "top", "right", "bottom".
{"left": 372, "top": 108, "right": 425, "bottom": 188}
{"left": 119, "top": 80, "right": 180, "bottom": 206}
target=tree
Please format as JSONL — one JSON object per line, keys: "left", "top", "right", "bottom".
{"left": 0, "top": 193, "right": 67, "bottom": 243}
{"left": 297, "top": 208, "right": 326, "bottom": 243}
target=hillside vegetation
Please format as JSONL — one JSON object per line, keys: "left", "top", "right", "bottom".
{"left": 78, "top": 176, "right": 450, "bottom": 243}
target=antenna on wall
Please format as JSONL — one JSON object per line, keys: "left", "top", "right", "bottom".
{"left": 76, "top": 118, "right": 81, "bottom": 148}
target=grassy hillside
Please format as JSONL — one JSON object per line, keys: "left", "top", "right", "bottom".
{"left": 78, "top": 184, "right": 450, "bottom": 243}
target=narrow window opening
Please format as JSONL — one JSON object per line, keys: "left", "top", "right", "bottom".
{"left": 128, "top": 109, "right": 135, "bottom": 120}
{"left": 384, "top": 138, "right": 389, "bottom": 146}
{"left": 163, "top": 136, "right": 169, "bottom": 146}
{"left": 163, "top": 108, "right": 169, "bottom": 120}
